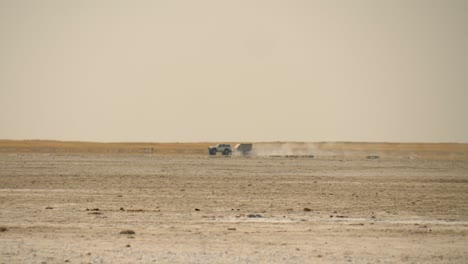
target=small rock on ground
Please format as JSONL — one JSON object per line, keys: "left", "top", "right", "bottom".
{"left": 120, "top": 230, "right": 136, "bottom": 235}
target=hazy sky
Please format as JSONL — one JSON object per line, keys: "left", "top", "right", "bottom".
{"left": 1, "top": 0, "right": 467, "bottom": 142}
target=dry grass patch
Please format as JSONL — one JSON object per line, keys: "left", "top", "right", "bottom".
{"left": 1, "top": 140, "right": 467, "bottom": 159}
{"left": 0, "top": 140, "right": 212, "bottom": 155}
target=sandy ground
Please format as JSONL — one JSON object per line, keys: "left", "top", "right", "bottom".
{"left": 0, "top": 152, "right": 467, "bottom": 263}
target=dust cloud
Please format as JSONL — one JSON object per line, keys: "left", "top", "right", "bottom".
{"left": 250, "top": 142, "right": 381, "bottom": 158}
{"left": 251, "top": 143, "right": 321, "bottom": 156}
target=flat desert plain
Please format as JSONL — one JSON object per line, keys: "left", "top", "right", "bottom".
{"left": 0, "top": 141, "right": 467, "bottom": 263}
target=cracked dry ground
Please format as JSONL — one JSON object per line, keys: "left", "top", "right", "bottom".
{"left": 0, "top": 153, "right": 467, "bottom": 263}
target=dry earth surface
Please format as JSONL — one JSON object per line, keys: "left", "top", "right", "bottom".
{"left": 0, "top": 141, "right": 467, "bottom": 263}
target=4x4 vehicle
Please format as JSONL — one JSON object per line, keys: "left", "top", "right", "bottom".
{"left": 208, "top": 144, "right": 232, "bottom": 155}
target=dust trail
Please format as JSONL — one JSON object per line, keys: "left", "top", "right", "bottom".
{"left": 247, "top": 142, "right": 468, "bottom": 159}
{"left": 251, "top": 142, "right": 324, "bottom": 156}
{"left": 250, "top": 142, "right": 378, "bottom": 158}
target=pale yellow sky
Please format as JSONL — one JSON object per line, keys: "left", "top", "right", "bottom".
{"left": 1, "top": 0, "right": 467, "bottom": 142}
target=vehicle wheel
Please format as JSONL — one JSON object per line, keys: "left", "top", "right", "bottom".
{"left": 209, "top": 149, "right": 216, "bottom": 155}
{"left": 223, "top": 149, "right": 231, "bottom": 156}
